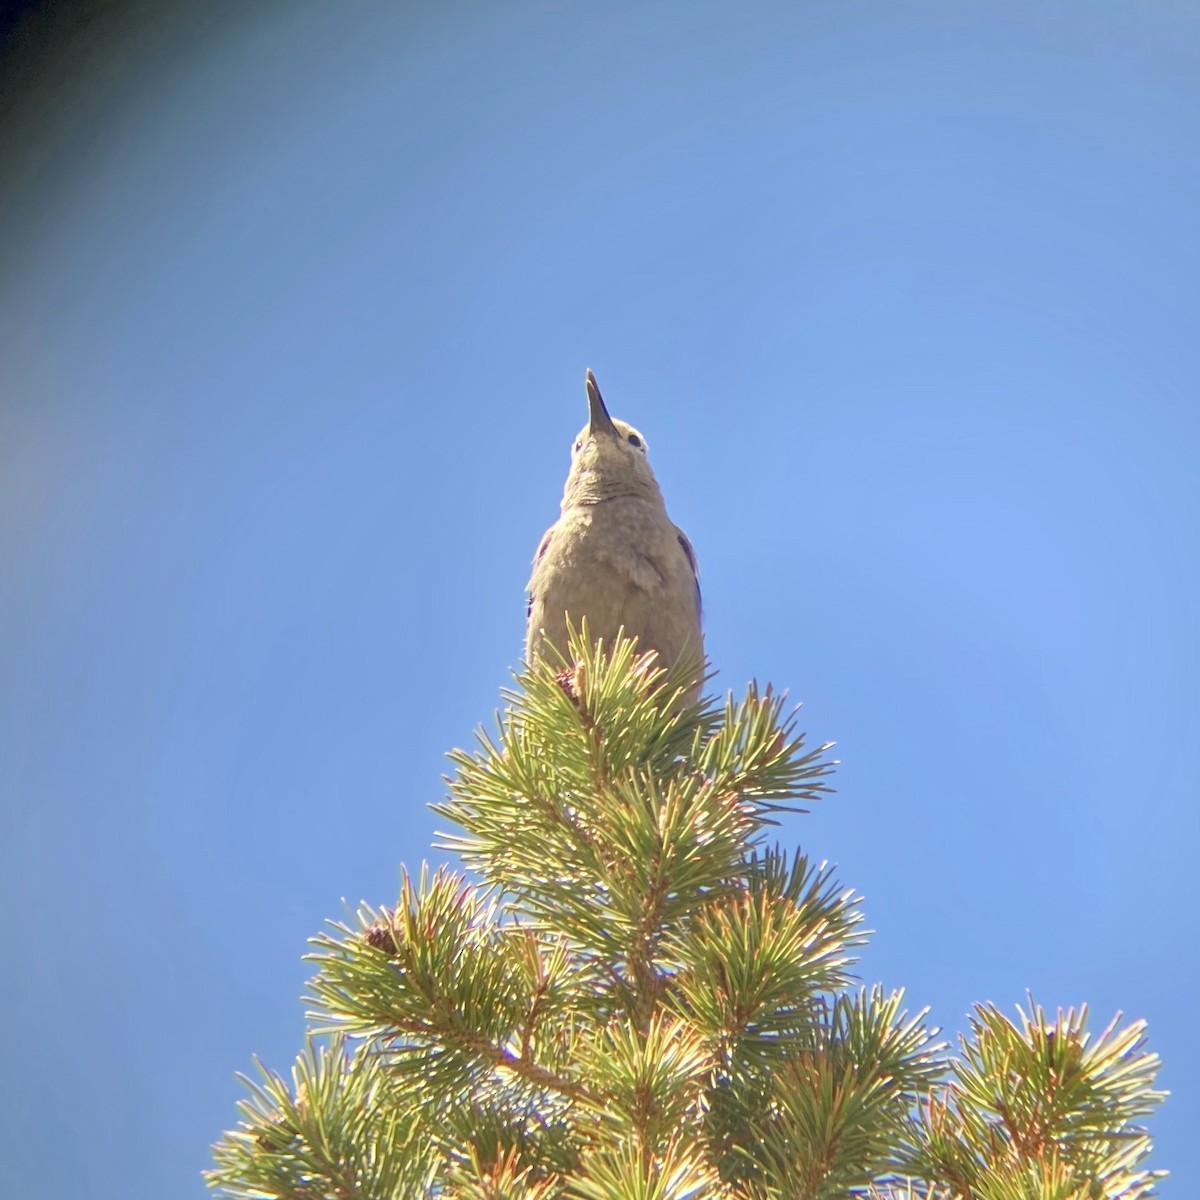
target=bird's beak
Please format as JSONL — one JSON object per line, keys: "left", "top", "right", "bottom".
{"left": 586, "top": 369, "right": 619, "bottom": 438}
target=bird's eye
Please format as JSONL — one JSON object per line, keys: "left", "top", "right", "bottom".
{"left": 573, "top": 439, "right": 583, "bottom": 453}
{"left": 627, "top": 434, "right": 643, "bottom": 449}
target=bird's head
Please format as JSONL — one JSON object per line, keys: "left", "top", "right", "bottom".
{"left": 563, "top": 370, "right": 661, "bottom": 502}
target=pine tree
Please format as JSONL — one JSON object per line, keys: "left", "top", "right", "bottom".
{"left": 208, "top": 630, "right": 1165, "bottom": 1199}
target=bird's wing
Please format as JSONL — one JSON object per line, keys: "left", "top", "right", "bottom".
{"left": 674, "top": 525, "right": 702, "bottom": 619}
{"left": 527, "top": 526, "right": 555, "bottom": 619}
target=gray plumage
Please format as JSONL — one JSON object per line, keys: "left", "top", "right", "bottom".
{"left": 526, "top": 370, "right": 703, "bottom": 692}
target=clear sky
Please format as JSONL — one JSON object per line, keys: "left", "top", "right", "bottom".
{"left": 1, "top": 1, "right": 1196, "bottom": 1194}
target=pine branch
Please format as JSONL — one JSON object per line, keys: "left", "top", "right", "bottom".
{"left": 666, "top": 849, "right": 865, "bottom": 1062}
{"left": 742, "top": 987, "right": 945, "bottom": 1199}
{"left": 205, "top": 1036, "right": 437, "bottom": 1200}
{"left": 305, "top": 868, "right": 590, "bottom": 1101}
{"left": 436, "top": 629, "right": 835, "bottom": 994}
{"left": 907, "top": 998, "right": 1167, "bottom": 1200}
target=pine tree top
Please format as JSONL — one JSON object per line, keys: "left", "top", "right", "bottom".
{"left": 208, "top": 631, "right": 1166, "bottom": 1199}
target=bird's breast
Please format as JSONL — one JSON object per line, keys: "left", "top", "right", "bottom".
{"left": 551, "top": 500, "right": 680, "bottom": 589}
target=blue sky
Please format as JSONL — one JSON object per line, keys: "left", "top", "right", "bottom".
{"left": 1, "top": 2, "right": 1196, "bottom": 1194}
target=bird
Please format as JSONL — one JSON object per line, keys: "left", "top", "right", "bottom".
{"left": 525, "top": 369, "right": 703, "bottom": 695}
